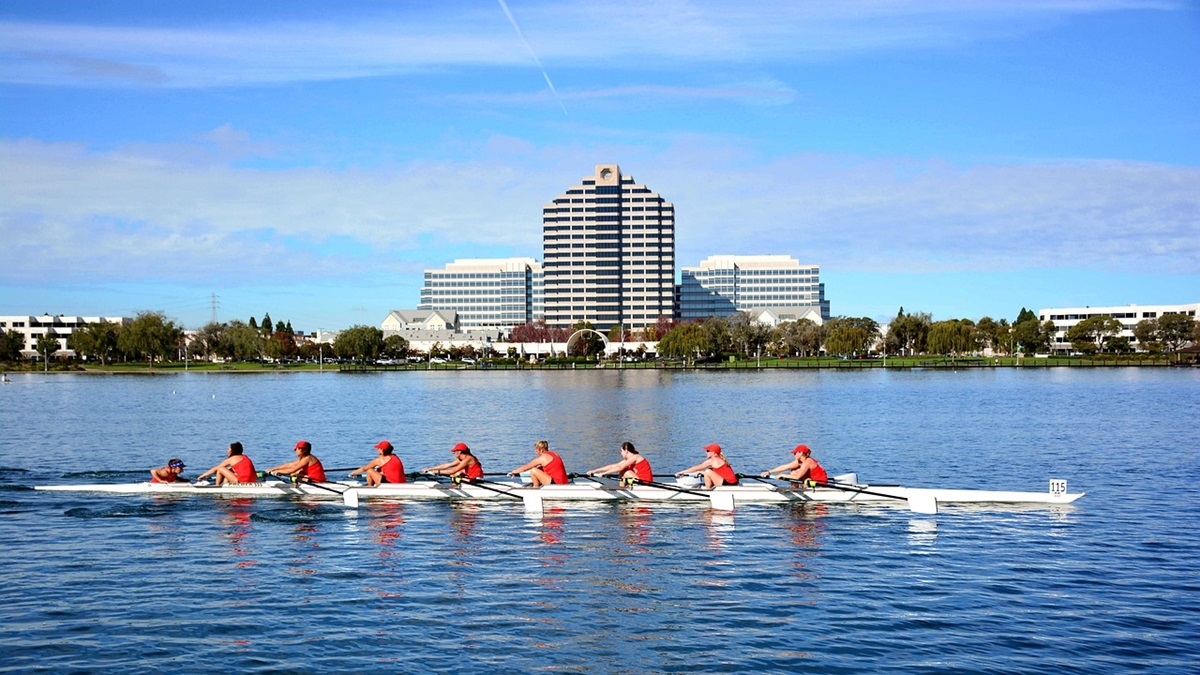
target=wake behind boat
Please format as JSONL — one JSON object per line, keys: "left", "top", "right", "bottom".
{"left": 32, "top": 473, "right": 1084, "bottom": 514}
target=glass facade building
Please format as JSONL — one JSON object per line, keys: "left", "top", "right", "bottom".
{"left": 678, "top": 255, "right": 830, "bottom": 321}
{"left": 541, "top": 164, "right": 675, "bottom": 331}
{"left": 418, "top": 258, "right": 543, "bottom": 332}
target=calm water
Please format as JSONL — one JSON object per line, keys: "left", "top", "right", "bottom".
{"left": 1, "top": 369, "right": 1197, "bottom": 674}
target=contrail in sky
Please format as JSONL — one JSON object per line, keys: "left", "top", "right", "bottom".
{"left": 497, "top": 0, "right": 568, "bottom": 116}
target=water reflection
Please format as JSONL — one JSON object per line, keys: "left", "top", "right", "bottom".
{"left": 217, "top": 498, "right": 256, "bottom": 569}
{"left": 618, "top": 504, "right": 653, "bottom": 552}
{"left": 785, "top": 504, "right": 827, "bottom": 583}
{"left": 907, "top": 518, "right": 939, "bottom": 548}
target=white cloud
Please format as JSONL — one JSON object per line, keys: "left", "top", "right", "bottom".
{"left": 3, "top": 137, "right": 1196, "bottom": 289}
{"left": 0, "top": 1, "right": 1180, "bottom": 87}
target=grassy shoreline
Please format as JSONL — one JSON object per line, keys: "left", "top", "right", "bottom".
{"left": 3, "top": 353, "right": 1190, "bottom": 374}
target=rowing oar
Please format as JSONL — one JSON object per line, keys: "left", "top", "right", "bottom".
{"left": 267, "top": 472, "right": 360, "bottom": 508}
{"left": 574, "top": 473, "right": 735, "bottom": 511}
{"left": 444, "top": 475, "right": 544, "bottom": 513}
{"left": 756, "top": 475, "right": 937, "bottom": 515}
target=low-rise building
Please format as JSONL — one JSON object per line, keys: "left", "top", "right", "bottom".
{"left": 678, "top": 255, "right": 829, "bottom": 322}
{"left": 0, "top": 314, "right": 130, "bottom": 357}
{"left": 418, "top": 258, "right": 543, "bottom": 333}
{"left": 1038, "top": 302, "right": 1199, "bottom": 353}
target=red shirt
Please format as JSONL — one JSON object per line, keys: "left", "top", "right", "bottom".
{"left": 465, "top": 458, "right": 484, "bottom": 480}
{"left": 232, "top": 456, "right": 257, "bottom": 483}
{"left": 543, "top": 451, "right": 568, "bottom": 485}
{"left": 150, "top": 473, "right": 177, "bottom": 484}
{"left": 713, "top": 461, "right": 738, "bottom": 485}
{"left": 304, "top": 458, "right": 326, "bottom": 483}
{"left": 631, "top": 457, "right": 653, "bottom": 482}
{"left": 380, "top": 455, "right": 405, "bottom": 484}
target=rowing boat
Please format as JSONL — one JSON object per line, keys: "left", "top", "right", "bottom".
{"left": 33, "top": 475, "right": 1084, "bottom": 513}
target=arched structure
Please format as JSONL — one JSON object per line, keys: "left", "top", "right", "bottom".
{"left": 564, "top": 329, "right": 609, "bottom": 357}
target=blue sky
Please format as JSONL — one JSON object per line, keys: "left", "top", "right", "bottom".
{"left": 2, "top": 0, "right": 1197, "bottom": 331}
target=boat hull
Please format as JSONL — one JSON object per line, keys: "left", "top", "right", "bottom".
{"left": 33, "top": 478, "right": 1084, "bottom": 506}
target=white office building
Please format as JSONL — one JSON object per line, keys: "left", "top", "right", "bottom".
{"left": 542, "top": 164, "right": 675, "bottom": 331}
{"left": 1038, "top": 302, "right": 1199, "bottom": 353}
{"left": 0, "top": 314, "right": 130, "bottom": 356}
{"left": 678, "top": 255, "right": 830, "bottom": 322}
{"left": 417, "top": 258, "right": 543, "bottom": 332}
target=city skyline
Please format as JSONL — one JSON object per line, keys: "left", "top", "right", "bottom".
{"left": 2, "top": 1, "right": 1198, "bottom": 331}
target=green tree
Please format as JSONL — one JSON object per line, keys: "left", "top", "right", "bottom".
{"left": 35, "top": 331, "right": 60, "bottom": 363}
{"left": 117, "top": 311, "right": 181, "bottom": 366}
{"left": 1013, "top": 318, "right": 1054, "bottom": 354}
{"left": 777, "top": 318, "right": 824, "bottom": 357}
{"left": 927, "top": 319, "right": 979, "bottom": 356}
{"left": 68, "top": 320, "right": 120, "bottom": 365}
{"left": 192, "top": 321, "right": 228, "bottom": 360}
{"left": 224, "top": 321, "right": 264, "bottom": 360}
{"left": 823, "top": 316, "right": 880, "bottom": 358}
{"left": 1016, "top": 307, "right": 1037, "bottom": 324}
{"left": 697, "top": 316, "right": 732, "bottom": 359}
{"left": 334, "top": 325, "right": 384, "bottom": 362}
{"left": 1132, "top": 319, "right": 1162, "bottom": 353}
{"left": 383, "top": 335, "right": 410, "bottom": 358}
{"left": 1066, "top": 316, "right": 1123, "bottom": 353}
{"left": 885, "top": 309, "right": 931, "bottom": 355}
{"left": 1158, "top": 313, "right": 1196, "bottom": 352}
{"left": 0, "top": 329, "right": 24, "bottom": 360}
{"left": 657, "top": 322, "right": 706, "bottom": 361}
{"left": 261, "top": 313, "right": 274, "bottom": 335}
{"left": 728, "top": 313, "right": 772, "bottom": 359}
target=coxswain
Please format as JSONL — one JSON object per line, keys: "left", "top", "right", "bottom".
{"left": 422, "top": 442, "right": 483, "bottom": 480}
{"left": 762, "top": 444, "right": 828, "bottom": 485}
{"left": 267, "top": 440, "right": 327, "bottom": 483}
{"left": 507, "top": 440, "right": 569, "bottom": 488}
{"left": 196, "top": 442, "right": 257, "bottom": 485}
{"left": 587, "top": 441, "right": 653, "bottom": 483}
{"left": 676, "top": 443, "right": 739, "bottom": 488}
{"left": 349, "top": 440, "right": 406, "bottom": 486}
{"left": 150, "top": 458, "right": 186, "bottom": 483}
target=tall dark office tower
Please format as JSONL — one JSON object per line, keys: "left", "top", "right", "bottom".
{"left": 541, "top": 164, "right": 675, "bottom": 331}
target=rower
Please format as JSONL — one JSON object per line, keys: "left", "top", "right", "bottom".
{"left": 587, "top": 441, "right": 652, "bottom": 483}
{"left": 349, "top": 440, "right": 406, "bottom": 486}
{"left": 196, "top": 442, "right": 258, "bottom": 485}
{"left": 676, "top": 443, "right": 739, "bottom": 489}
{"left": 761, "top": 444, "right": 828, "bottom": 485}
{"left": 267, "top": 440, "right": 327, "bottom": 483}
{"left": 422, "top": 442, "right": 483, "bottom": 480}
{"left": 507, "top": 440, "right": 569, "bottom": 488}
{"left": 149, "top": 458, "right": 186, "bottom": 483}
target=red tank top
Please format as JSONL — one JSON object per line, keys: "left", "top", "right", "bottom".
{"left": 543, "top": 451, "right": 568, "bottom": 484}
{"left": 232, "top": 456, "right": 257, "bottom": 483}
{"left": 465, "top": 458, "right": 483, "bottom": 480}
{"left": 304, "top": 458, "right": 326, "bottom": 483}
{"left": 809, "top": 462, "right": 828, "bottom": 484}
{"left": 150, "top": 474, "right": 177, "bottom": 484}
{"left": 632, "top": 457, "right": 653, "bottom": 482}
{"left": 380, "top": 455, "right": 405, "bottom": 483}
{"left": 713, "top": 461, "right": 738, "bottom": 485}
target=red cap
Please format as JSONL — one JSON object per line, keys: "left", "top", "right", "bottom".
{"left": 703, "top": 443, "right": 722, "bottom": 454}
{"left": 792, "top": 444, "right": 811, "bottom": 455}
{"left": 374, "top": 440, "right": 393, "bottom": 451}
{"left": 451, "top": 442, "right": 470, "bottom": 453}
{"left": 294, "top": 440, "right": 312, "bottom": 451}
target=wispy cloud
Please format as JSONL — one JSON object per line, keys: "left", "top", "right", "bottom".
{"left": 3, "top": 136, "right": 1196, "bottom": 290}
{"left": 0, "top": 1, "right": 1180, "bottom": 87}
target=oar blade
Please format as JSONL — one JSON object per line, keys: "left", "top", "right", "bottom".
{"left": 710, "top": 491, "right": 736, "bottom": 511}
{"left": 343, "top": 488, "right": 360, "bottom": 509}
{"left": 523, "top": 493, "right": 544, "bottom": 513}
{"left": 907, "top": 492, "right": 938, "bottom": 515}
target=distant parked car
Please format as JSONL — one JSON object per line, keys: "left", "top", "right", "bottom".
{"left": 430, "top": 357, "right": 447, "bottom": 364}
{"left": 461, "top": 357, "right": 476, "bottom": 364}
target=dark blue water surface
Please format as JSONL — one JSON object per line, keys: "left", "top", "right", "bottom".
{"left": 1, "top": 368, "right": 1197, "bottom": 673}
